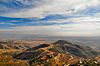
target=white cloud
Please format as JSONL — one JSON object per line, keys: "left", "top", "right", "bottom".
{"left": 0, "top": 22, "right": 100, "bottom": 36}
{"left": 0, "top": 0, "right": 100, "bottom": 37}
{"left": 1, "top": 0, "right": 100, "bottom": 18}
{"left": 0, "top": 22, "right": 6, "bottom": 24}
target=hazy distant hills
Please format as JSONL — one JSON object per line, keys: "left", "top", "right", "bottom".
{"left": 0, "top": 41, "right": 31, "bottom": 49}
{"left": 0, "top": 40, "right": 49, "bottom": 49}
{"left": 54, "top": 40, "right": 99, "bottom": 58}
{"left": 0, "top": 40, "right": 99, "bottom": 57}
{"left": 0, "top": 40, "right": 99, "bottom": 58}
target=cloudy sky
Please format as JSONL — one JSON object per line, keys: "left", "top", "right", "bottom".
{"left": 0, "top": 0, "right": 100, "bottom": 39}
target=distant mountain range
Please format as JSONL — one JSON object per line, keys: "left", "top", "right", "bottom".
{"left": 0, "top": 40, "right": 49, "bottom": 49}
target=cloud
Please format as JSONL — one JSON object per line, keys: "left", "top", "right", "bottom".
{"left": 0, "top": 0, "right": 100, "bottom": 37}
{"left": 1, "top": 0, "right": 100, "bottom": 18}
{"left": 0, "top": 16, "right": 76, "bottom": 28}
{"left": 67, "top": 16, "right": 100, "bottom": 24}
{"left": 0, "top": 23, "right": 100, "bottom": 37}
{"left": 77, "top": 5, "right": 100, "bottom": 16}
{"left": 0, "top": 0, "right": 52, "bottom": 14}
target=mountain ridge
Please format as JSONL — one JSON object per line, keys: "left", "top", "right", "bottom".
{"left": 13, "top": 40, "right": 99, "bottom": 66}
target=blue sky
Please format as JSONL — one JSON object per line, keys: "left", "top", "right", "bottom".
{"left": 0, "top": 0, "right": 100, "bottom": 39}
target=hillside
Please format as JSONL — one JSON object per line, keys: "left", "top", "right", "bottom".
{"left": 0, "top": 40, "right": 49, "bottom": 50}
{"left": 15, "top": 44, "right": 81, "bottom": 66}
{"left": 54, "top": 40, "right": 99, "bottom": 58}
{"left": 0, "top": 40, "right": 99, "bottom": 66}
{"left": 14, "top": 40, "right": 99, "bottom": 66}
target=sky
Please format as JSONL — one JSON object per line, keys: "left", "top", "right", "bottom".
{"left": 0, "top": 0, "right": 100, "bottom": 39}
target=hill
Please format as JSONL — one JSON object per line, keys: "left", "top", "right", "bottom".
{"left": 14, "top": 40, "right": 99, "bottom": 66}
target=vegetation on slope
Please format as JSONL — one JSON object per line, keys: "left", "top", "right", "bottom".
{"left": 0, "top": 40, "right": 99, "bottom": 66}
